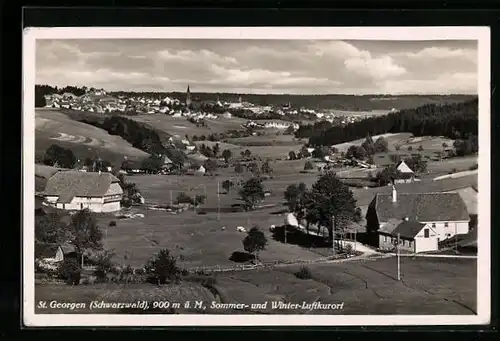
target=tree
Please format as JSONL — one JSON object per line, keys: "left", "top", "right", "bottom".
{"left": 35, "top": 212, "right": 68, "bottom": 244}
{"left": 234, "top": 163, "right": 244, "bottom": 174}
{"left": 285, "top": 125, "right": 295, "bottom": 135}
{"left": 261, "top": 160, "right": 273, "bottom": 174}
{"left": 284, "top": 182, "right": 308, "bottom": 227}
{"left": 203, "top": 159, "right": 218, "bottom": 174}
{"left": 43, "top": 144, "right": 77, "bottom": 169}
{"left": 374, "top": 137, "right": 389, "bottom": 153}
{"left": 94, "top": 250, "right": 116, "bottom": 282}
{"left": 407, "top": 146, "right": 413, "bottom": 151}
{"left": 144, "top": 249, "right": 179, "bottom": 285}
{"left": 453, "top": 135, "right": 478, "bottom": 157}
{"left": 395, "top": 144, "right": 401, "bottom": 151}
{"left": 304, "top": 161, "right": 314, "bottom": 171}
{"left": 242, "top": 226, "right": 267, "bottom": 262}
{"left": 417, "top": 145, "right": 424, "bottom": 152}
{"left": 58, "top": 258, "right": 81, "bottom": 286}
{"left": 243, "top": 149, "right": 252, "bottom": 158}
{"left": 140, "top": 156, "right": 163, "bottom": 174}
{"left": 300, "top": 145, "right": 311, "bottom": 158}
{"left": 312, "top": 147, "right": 326, "bottom": 159}
{"left": 194, "top": 194, "right": 206, "bottom": 206}
{"left": 361, "top": 135, "right": 375, "bottom": 155}
{"left": 289, "top": 151, "right": 297, "bottom": 160}
{"left": 442, "top": 142, "right": 448, "bottom": 149}
{"left": 67, "top": 209, "right": 103, "bottom": 267}
{"left": 303, "top": 172, "right": 360, "bottom": 247}
{"left": 222, "top": 149, "right": 232, "bottom": 163}
{"left": 222, "top": 179, "right": 234, "bottom": 193}
{"left": 248, "top": 162, "right": 259, "bottom": 175}
{"left": 375, "top": 164, "right": 402, "bottom": 186}
{"left": 212, "top": 143, "right": 221, "bottom": 157}
{"left": 176, "top": 192, "right": 194, "bottom": 205}
{"left": 239, "top": 177, "right": 265, "bottom": 211}
{"left": 346, "top": 145, "right": 366, "bottom": 160}
{"left": 404, "top": 154, "right": 427, "bottom": 173}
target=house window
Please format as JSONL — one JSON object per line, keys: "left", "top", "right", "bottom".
{"left": 444, "top": 222, "right": 449, "bottom": 228}
{"left": 432, "top": 223, "right": 436, "bottom": 228}
{"left": 424, "top": 229, "right": 430, "bottom": 238}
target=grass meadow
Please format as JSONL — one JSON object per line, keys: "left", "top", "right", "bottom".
{"left": 36, "top": 256, "right": 476, "bottom": 315}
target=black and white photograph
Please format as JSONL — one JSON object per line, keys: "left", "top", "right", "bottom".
{"left": 23, "top": 27, "right": 490, "bottom": 326}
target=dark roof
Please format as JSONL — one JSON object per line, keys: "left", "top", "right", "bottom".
{"left": 375, "top": 192, "right": 470, "bottom": 222}
{"left": 35, "top": 243, "right": 74, "bottom": 258}
{"left": 43, "top": 171, "right": 120, "bottom": 202}
{"left": 391, "top": 221, "right": 426, "bottom": 239}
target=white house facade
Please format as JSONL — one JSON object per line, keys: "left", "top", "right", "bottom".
{"left": 43, "top": 171, "right": 123, "bottom": 213}
{"left": 368, "top": 186, "right": 470, "bottom": 252}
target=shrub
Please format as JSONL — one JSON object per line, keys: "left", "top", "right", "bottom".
{"left": 469, "top": 163, "right": 478, "bottom": 170}
{"left": 58, "top": 258, "right": 81, "bottom": 285}
{"left": 345, "top": 244, "right": 354, "bottom": 255}
{"left": 109, "top": 220, "right": 117, "bottom": 227}
{"left": 144, "top": 249, "right": 179, "bottom": 285}
{"left": 175, "top": 192, "right": 194, "bottom": 205}
{"left": 294, "top": 266, "right": 312, "bottom": 280}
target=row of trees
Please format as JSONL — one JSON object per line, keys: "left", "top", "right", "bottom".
{"left": 283, "top": 172, "right": 362, "bottom": 245}
{"left": 297, "top": 99, "right": 478, "bottom": 147}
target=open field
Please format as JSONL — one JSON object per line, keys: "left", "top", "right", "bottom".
{"left": 333, "top": 133, "right": 413, "bottom": 153}
{"left": 99, "top": 207, "right": 324, "bottom": 269}
{"left": 228, "top": 134, "right": 303, "bottom": 147}
{"left": 35, "top": 256, "right": 476, "bottom": 314}
{"left": 128, "top": 114, "right": 248, "bottom": 137}
{"left": 36, "top": 109, "right": 148, "bottom": 165}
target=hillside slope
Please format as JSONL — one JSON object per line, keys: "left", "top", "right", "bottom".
{"left": 36, "top": 109, "right": 149, "bottom": 164}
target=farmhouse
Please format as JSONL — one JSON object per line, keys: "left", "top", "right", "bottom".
{"left": 366, "top": 185, "right": 470, "bottom": 249}
{"left": 35, "top": 243, "right": 75, "bottom": 263}
{"left": 394, "top": 160, "right": 417, "bottom": 184}
{"left": 377, "top": 219, "right": 439, "bottom": 253}
{"left": 43, "top": 171, "right": 123, "bottom": 212}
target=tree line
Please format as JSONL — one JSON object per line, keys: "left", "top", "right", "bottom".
{"left": 297, "top": 99, "right": 478, "bottom": 147}
{"left": 35, "top": 85, "right": 90, "bottom": 107}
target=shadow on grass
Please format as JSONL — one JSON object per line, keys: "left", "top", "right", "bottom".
{"left": 271, "top": 225, "right": 331, "bottom": 248}
{"left": 229, "top": 251, "right": 255, "bottom": 263}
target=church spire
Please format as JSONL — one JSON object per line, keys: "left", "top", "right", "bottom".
{"left": 186, "top": 84, "right": 192, "bottom": 107}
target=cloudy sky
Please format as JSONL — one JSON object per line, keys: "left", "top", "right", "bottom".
{"left": 36, "top": 39, "right": 478, "bottom": 95}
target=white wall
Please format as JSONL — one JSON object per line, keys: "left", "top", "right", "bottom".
{"left": 414, "top": 225, "right": 439, "bottom": 253}
{"left": 102, "top": 201, "right": 121, "bottom": 213}
{"left": 420, "top": 221, "right": 469, "bottom": 241}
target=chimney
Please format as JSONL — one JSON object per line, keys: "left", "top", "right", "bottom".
{"left": 391, "top": 184, "right": 397, "bottom": 203}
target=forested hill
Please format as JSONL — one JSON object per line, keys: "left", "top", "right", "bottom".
{"left": 301, "top": 99, "right": 478, "bottom": 147}
{"left": 109, "top": 91, "right": 475, "bottom": 111}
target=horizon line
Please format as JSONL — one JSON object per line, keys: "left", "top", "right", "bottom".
{"left": 36, "top": 85, "right": 478, "bottom": 97}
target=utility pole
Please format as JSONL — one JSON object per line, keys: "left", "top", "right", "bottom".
{"left": 332, "top": 215, "right": 336, "bottom": 257}
{"left": 217, "top": 181, "right": 220, "bottom": 221}
{"left": 455, "top": 224, "right": 458, "bottom": 253}
{"left": 397, "top": 233, "right": 401, "bottom": 281}
{"left": 354, "top": 229, "right": 357, "bottom": 253}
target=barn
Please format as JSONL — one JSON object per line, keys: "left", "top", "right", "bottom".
{"left": 43, "top": 171, "right": 123, "bottom": 212}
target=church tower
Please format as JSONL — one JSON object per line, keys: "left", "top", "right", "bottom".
{"left": 186, "top": 85, "right": 192, "bottom": 107}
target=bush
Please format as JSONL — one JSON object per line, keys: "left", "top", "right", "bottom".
{"left": 58, "top": 258, "right": 82, "bottom": 285}
{"left": 144, "top": 249, "right": 179, "bottom": 285}
{"left": 109, "top": 220, "right": 117, "bottom": 227}
{"left": 345, "top": 244, "right": 354, "bottom": 255}
{"left": 175, "top": 192, "right": 194, "bottom": 205}
{"left": 294, "top": 266, "right": 312, "bottom": 280}
{"left": 469, "top": 163, "right": 478, "bottom": 170}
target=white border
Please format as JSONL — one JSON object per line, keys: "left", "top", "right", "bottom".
{"left": 23, "top": 27, "right": 491, "bottom": 327}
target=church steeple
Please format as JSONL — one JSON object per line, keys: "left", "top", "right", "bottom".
{"left": 186, "top": 85, "right": 192, "bottom": 107}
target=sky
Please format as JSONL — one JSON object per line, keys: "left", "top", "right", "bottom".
{"left": 35, "top": 39, "right": 478, "bottom": 95}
